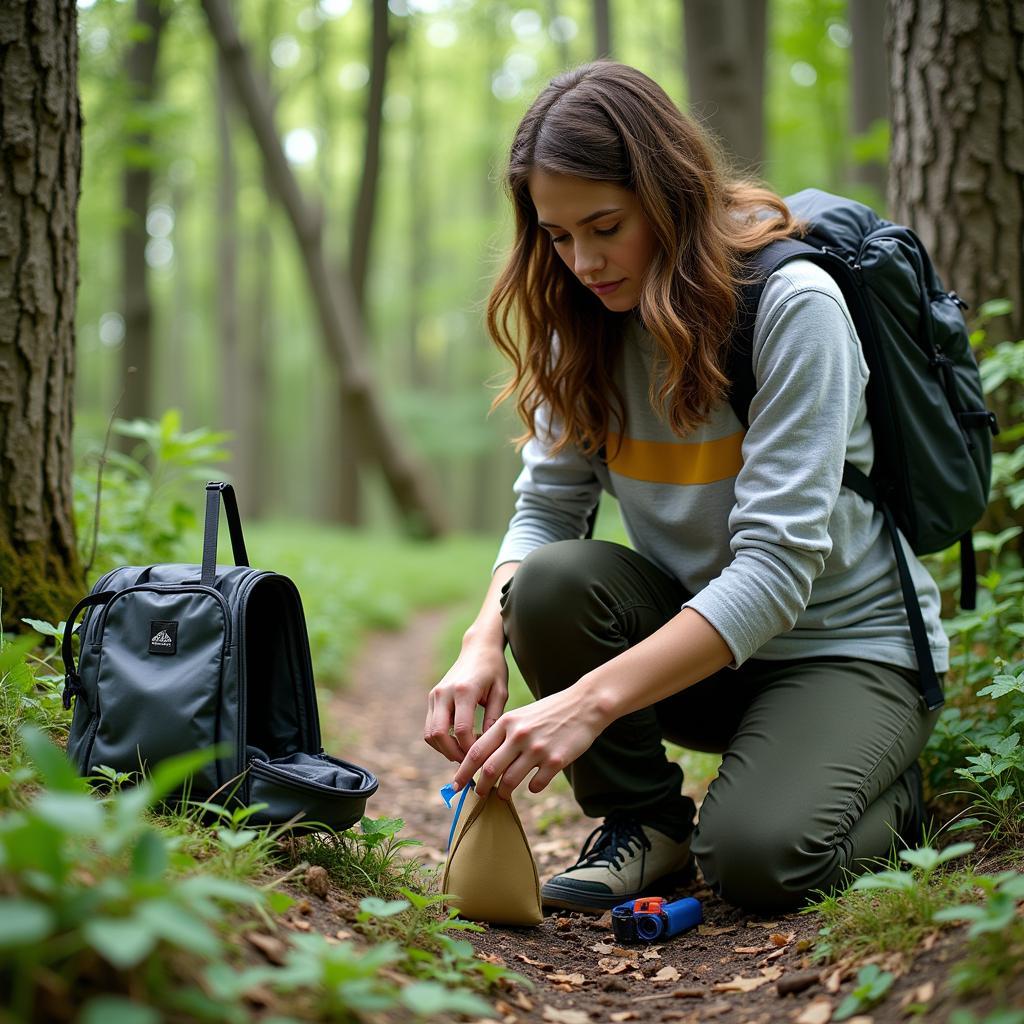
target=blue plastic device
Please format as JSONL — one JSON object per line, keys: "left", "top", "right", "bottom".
{"left": 610, "top": 896, "right": 703, "bottom": 943}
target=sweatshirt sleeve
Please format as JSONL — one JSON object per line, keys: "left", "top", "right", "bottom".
{"left": 493, "top": 404, "right": 603, "bottom": 572}
{"left": 683, "top": 266, "right": 870, "bottom": 665}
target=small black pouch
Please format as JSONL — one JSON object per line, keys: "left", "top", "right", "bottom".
{"left": 247, "top": 752, "right": 377, "bottom": 831}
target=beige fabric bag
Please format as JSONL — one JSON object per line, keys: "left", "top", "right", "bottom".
{"left": 441, "top": 788, "right": 543, "bottom": 926}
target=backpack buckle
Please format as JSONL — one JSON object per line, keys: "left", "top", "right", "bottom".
{"left": 62, "top": 672, "right": 83, "bottom": 711}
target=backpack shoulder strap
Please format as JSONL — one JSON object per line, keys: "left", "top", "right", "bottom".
{"left": 726, "top": 236, "right": 851, "bottom": 427}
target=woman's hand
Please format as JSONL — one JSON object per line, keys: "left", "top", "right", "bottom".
{"left": 451, "top": 684, "right": 609, "bottom": 800}
{"left": 424, "top": 641, "right": 510, "bottom": 763}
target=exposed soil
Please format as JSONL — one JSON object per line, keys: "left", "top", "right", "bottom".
{"left": 311, "top": 611, "right": 1021, "bottom": 1024}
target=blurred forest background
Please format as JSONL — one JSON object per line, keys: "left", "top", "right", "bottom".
{"left": 73, "top": 0, "right": 892, "bottom": 533}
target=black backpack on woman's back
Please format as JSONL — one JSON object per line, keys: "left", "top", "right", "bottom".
{"left": 62, "top": 482, "right": 377, "bottom": 830}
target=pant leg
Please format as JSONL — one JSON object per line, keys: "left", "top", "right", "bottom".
{"left": 689, "top": 658, "right": 941, "bottom": 914}
{"left": 500, "top": 539, "right": 695, "bottom": 820}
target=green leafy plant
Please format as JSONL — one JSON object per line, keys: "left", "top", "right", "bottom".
{"left": 833, "top": 963, "right": 895, "bottom": 1021}
{"left": 807, "top": 842, "right": 976, "bottom": 963}
{"left": 302, "top": 815, "right": 426, "bottom": 900}
{"left": 74, "top": 409, "right": 231, "bottom": 578}
{"left": 933, "top": 870, "right": 1024, "bottom": 1001}
{"left": 0, "top": 729, "right": 267, "bottom": 1021}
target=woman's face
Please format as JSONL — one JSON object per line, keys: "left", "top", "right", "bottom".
{"left": 528, "top": 169, "right": 658, "bottom": 312}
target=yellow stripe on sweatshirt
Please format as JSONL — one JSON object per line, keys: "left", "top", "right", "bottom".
{"left": 605, "top": 430, "right": 745, "bottom": 485}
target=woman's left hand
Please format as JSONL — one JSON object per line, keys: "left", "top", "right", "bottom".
{"left": 451, "top": 684, "right": 609, "bottom": 800}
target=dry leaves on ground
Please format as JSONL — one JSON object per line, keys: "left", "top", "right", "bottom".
{"left": 541, "top": 1006, "right": 591, "bottom": 1024}
{"left": 652, "top": 965, "right": 681, "bottom": 983}
{"left": 517, "top": 953, "right": 555, "bottom": 970}
{"left": 712, "top": 965, "right": 784, "bottom": 992}
{"left": 546, "top": 973, "right": 586, "bottom": 988}
{"left": 793, "top": 997, "right": 832, "bottom": 1024}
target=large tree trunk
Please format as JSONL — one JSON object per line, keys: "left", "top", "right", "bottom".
{"left": 889, "top": 0, "right": 1024, "bottom": 548}
{"left": 120, "top": 0, "right": 167, "bottom": 429}
{"left": 682, "top": 0, "right": 767, "bottom": 174}
{"left": 0, "top": 1, "right": 84, "bottom": 623}
{"left": 325, "top": 0, "right": 393, "bottom": 527}
{"left": 202, "top": 0, "right": 446, "bottom": 537}
{"left": 888, "top": 0, "right": 1024, "bottom": 343}
{"left": 849, "top": 0, "right": 889, "bottom": 199}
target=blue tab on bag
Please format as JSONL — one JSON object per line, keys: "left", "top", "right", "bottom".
{"left": 440, "top": 780, "right": 475, "bottom": 851}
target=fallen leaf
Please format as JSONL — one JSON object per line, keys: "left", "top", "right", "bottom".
{"left": 551, "top": 984, "right": 575, "bottom": 993}
{"left": 290, "top": 919, "right": 311, "bottom": 931}
{"left": 845, "top": 1018, "right": 874, "bottom": 1024}
{"left": 653, "top": 966, "right": 681, "bottom": 983}
{"left": 244, "top": 932, "right": 287, "bottom": 966}
{"left": 921, "top": 931, "right": 940, "bottom": 951}
{"left": 734, "top": 945, "right": 771, "bottom": 954}
{"left": 516, "top": 953, "right": 555, "bottom": 970}
{"left": 541, "top": 1007, "right": 590, "bottom": 1024}
{"left": 334, "top": 929, "right": 352, "bottom": 940}
{"left": 555, "top": 917, "right": 574, "bottom": 931}
{"left": 771, "top": 931, "right": 796, "bottom": 946}
{"left": 478, "top": 952, "right": 507, "bottom": 966}
{"left": 593, "top": 911, "right": 613, "bottom": 930}
{"left": 824, "top": 968, "right": 842, "bottom": 993}
{"left": 714, "top": 975, "right": 769, "bottom": 993}
{"left": 793, "top": 997, "right": 832, "bottom": 1024}
{"left": 610, "top": 1013, "right": 637, "bottom": 1022}
{"left": 628, "top": 971, "right": 644, "bottom": 981}
{"left": 698, "top": 924, "right": 737, "bottom": 936}
{"left": 914, "top": 981, "right": 935, "bottom": 1003}
{"left": 590, "top": 942, "right": 615, "bottom": 955}
{"left": 510, "top": 992, "right": 534, "bottom": 1012}
{"left": 598, "top": 958, "right": 633, "bottom": 975}
{"left": 712, "top": 967, "right": 782, "bottom": 993}
{"left": 747, "top": 920, "right": 782, "bottom": 929}
{"left": 641, "top": 946, "right": 662, "bottom": 960}
{"left": 545, "top": 973, "right": 586, "bottom": 988}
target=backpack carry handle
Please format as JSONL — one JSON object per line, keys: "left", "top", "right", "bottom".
{"left": 202, "top": 481, "right": 250, "bottom": 587}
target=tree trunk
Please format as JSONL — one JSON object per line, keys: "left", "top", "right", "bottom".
{"left": 888, "top": 0, "right": 1024, "bottom": 343}
{"left": 594, "top": 0, "right": 612, "bottom": 58}
{"left": 0, "top": 0, "right": 84, "bottom": 623}
{"left": 120, "top": 0, "right": 167, "bottom": 430}
{"left": 216, "top": 46, "right": 241, "bottom": 467}
{"left": 407, "top": 29, "right": 430, "bottom": 391}
{"left": 849, "top": 0, "right": 889, "bottom": 199}
{"left": 325, "top": 0, "right": 393, "bottom": 527}
{"left": 202, "top": 0, "right": 446, "bottom": 537}
{"left": 682, "top": 0, "right": 767, "bottom": 174}
{"left": 889, "top": 0, "right": 1024, "bottom": 548}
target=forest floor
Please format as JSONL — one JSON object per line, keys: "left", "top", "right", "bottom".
{"left": 317, "top": 611, "right": 1018, "bottom": 1024}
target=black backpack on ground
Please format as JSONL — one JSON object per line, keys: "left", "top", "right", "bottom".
{"left": 62, "top": 481, "right": 378, "bottom": 831}
{"left": 726, "top": 189, "right": 998, "bottom": 712}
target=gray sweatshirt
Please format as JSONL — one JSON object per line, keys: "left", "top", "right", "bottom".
{"left": 494, "top": 258, "right": 949, "bottom": 673}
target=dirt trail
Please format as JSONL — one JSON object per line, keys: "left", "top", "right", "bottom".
{"left": 323, "top": 611, "right": 1002, "bottom": 1024}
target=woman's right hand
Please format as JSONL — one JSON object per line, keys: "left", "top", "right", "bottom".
{"left": 424, "top": 639, "right": 510, "bottom": 763}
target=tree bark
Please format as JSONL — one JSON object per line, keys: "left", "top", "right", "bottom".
{"left": 120, "top": 0, "right": 167, "bottom": 429}
{"left": 202, "top": 0, "right": 446, "bottom": 537}
{"left": 593, "top": 0, "right": 612, "bottom": 58}
{"left": 682, "top": 0, "right": 767, "bottom": 174}
{"left": 888, "top": 0, "right": 1024, "bottom": 343}
{"left": 324, "top": 0, "right": 394, "bottom": 527}
{"left": 0, "top": 0, "right": 84, "bottom": 623}
{"left": 850, "top": 0, "right": 889, "bottom": 198}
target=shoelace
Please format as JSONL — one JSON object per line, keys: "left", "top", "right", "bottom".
{"left": 573, "top": 813, "right": 651, "bottom": 871}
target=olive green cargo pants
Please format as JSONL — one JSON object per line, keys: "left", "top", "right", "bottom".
{"left": 500, "top": 540, "right": 942, "bottom": 914}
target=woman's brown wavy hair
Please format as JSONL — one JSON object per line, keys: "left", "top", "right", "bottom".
{"left": 487, "top": 61, "right": 805, "bottom": 455}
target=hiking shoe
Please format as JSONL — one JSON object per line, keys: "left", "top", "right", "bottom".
{"left": 540, "top": 812, "right": 695, "bottom": 912}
